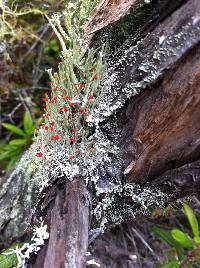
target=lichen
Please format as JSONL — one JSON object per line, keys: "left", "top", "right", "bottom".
{"left": 3, "top": 218, "right": 49, "bottom": 268}
{"left": 87, "top": 4, "right": 200, "bottom": 230}
{"left": 89, "top": 20, "right": 200, "bottom": 123}
{"left": 92, "top": 183, "right": 170, "bottom": 230}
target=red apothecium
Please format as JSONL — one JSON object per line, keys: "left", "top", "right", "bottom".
{"left": 51, "top": 134, "right": 60, "bottom": 140}
{"left": 65, "top": 95, "right": 70, "bottom": 100}
{"left": 89, "top": 94, "right": 94, "bottom": 100}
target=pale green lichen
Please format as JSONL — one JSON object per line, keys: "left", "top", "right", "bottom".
{"left": 89, "top": 20, "right": 200, "bottom": 123}
{"left": 92, "top": 183, "right": 170, "bottom": 230}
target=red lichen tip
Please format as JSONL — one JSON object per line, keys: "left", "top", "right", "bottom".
{"left": 89, "top": 94, "right": 94, "bottom": 100}
{"left": 78, "top": 107, "right": 84, "bottom": 113}
{"left": 79, "top": 83, "right": 84, "bottom": 90}
{"left": 69, "top": 102, "right": 75, "bottom": 107}
{"left": 65, "top": 95, "right": 70, "bottom": 100}
{"left": 92, "top": 74, "right": 98, "bottom": 81}
{"left": 69, "top": 137, "right": 76, "bottom": 142}
{"left": 51, "top": 134, "right": 60, "bottom": 141}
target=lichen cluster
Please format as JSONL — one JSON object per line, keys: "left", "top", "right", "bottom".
{"left": 11, "top": 0, "right": 179, "bottom": 222}
{"left": 92, "top": 183, "right": 170, "bottom": 230}
{"left": 34, "top": 52, "right": 104, "bottom": 164}
{"left": 13, "top": 0, "right": 105, "bottom": 190}
{"left": 89, "top": 20, "right": 200, "bottom": 123}
{"left": 3, "top": 219, "right": 49, "bottom": 268}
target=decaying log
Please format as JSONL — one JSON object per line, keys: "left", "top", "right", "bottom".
{"left": 30, "top": 178, "right": 89, "bottom": 268}
{"left": 0, "top": 0, "right": 200, "bottom": 267}
{"left": 154, "top": 160, "right": 200, "bottom": 198}
{"left": 94, "top": 0, "right": 200, "bottom": 121}
{"left": 122, "top": 43, "right": 200, "bottom": 183}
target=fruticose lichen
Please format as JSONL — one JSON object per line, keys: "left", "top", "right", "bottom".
{"left": 3, "top": 218, "right": 49, "bottom": 268}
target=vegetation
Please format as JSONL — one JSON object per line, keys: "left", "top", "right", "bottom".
{"left": 0, "top": 112, "right": 42, "bottom": 171}
{"left": 0, "top": 0, "right": 63, "bottom": 174}
{"left": 155, "top": 204, "right": 200, "bottom": 267}
{"left": 0, "top": 243, "right": 23, "bottom": 268}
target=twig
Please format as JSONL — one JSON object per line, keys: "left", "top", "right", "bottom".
{"left": 19, "top": 92, "right": 35, "bottom": 123}
{"left": 131, "top": 227, "right": 161, "bottom": 263}
{"left": 19, "top": 24, "right": 50, "bottom": 64}
{"left": 32, "top": 43, "right": 45, "bottom": 87}
{"left": 7, "top": 102, "right": 23, "bottom": 124}
{"left": 126, "top": 229, "right": 142, "bottom": 268}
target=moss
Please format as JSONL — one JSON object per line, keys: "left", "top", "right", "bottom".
{"left": 94, "top": 0, "right": 156, "bottom": 53}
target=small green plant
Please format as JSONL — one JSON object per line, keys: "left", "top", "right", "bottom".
{"left": 0, "top": 112, "right": 42, "bottom": 172}
{"left": 0, "top": 243, "right": 24, "bottom": 268}
{"left": 154, "top": 203, "right": 200, "bottom": 268}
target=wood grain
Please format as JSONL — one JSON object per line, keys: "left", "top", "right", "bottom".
{"left": 31, "top": 178, "right": 89, "bottom": 268}
{"left": 122, "top": 42, "right": 200, "bottom": 183}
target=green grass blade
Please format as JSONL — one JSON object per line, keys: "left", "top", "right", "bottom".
{"left": 9, "top": 139, "right": 27, "bottom": 146}
{"left": 171, "top": 229, "right": 193, "bottom": 248}
{"left": 2, "top": 123, "right": 25, "bottom": 137}
{"left": 23, "top": 111, "right": 34, "bottom": 135}
{"left": 183, "top": 203, "right": 199, "bottom": 238}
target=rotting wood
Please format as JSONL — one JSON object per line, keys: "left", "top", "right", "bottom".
{"left": 30, "top": 178, "right": 89, "bottom": 268}
{"left": 121, "top": 43, "right": 200, "bottom": 183}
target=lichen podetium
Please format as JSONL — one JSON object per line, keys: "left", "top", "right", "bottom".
{"left": 25, "top": 0, "right": 108, "bottom": 189}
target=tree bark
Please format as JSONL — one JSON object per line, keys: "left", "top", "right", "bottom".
{"left": 30, "top": 178, "right": 89, "bottom": 268}
{"left": 122, "top": 43, "right": 200, "bottom": 184}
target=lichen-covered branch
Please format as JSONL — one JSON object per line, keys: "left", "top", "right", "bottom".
{"left": 121, "top": 36, "right": 200, "bottom": 183}
{"left": 0, "top": 1, "right": 200, "bottom": 267}
{"left": 89, "top": 0, "right": 200, "bottom": 122}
